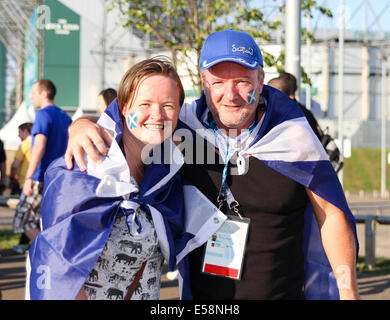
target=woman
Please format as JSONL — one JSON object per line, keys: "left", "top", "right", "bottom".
{"left": 79, "top": 59, "right": 182, "bottom": 300}
{"left": 26, "top": 57, "right": 226, "bottom": 300}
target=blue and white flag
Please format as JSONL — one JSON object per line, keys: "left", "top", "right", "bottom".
{"left": 179, "top": 85, "right": 359, "bottom": 300}
{"left": 26, "top": 99, "right": 226, "bottom": 300}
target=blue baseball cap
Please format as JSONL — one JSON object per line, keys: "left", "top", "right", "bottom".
{"left": 199, "top": 29, "right": 263, "bottom": 70}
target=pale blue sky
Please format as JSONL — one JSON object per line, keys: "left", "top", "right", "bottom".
{"left": 304, "top": 0, "right": 390, "bottom": 32}
{"left": 254, "top": 0, "right": 390, "bottom": 33}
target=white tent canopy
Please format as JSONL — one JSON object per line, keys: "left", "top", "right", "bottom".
{"left": 0, "top": 101, "right": 36, "bottom": 150}
{"left": 72, "top": 106, "right": 84, "bottom": 121}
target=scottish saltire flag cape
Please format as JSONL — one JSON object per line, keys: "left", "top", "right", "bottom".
{"left": 26, "top": 99, "right": 226, "bottom": 300}
{"left": 179, "top": 85, "right": 359, "bottom": 300}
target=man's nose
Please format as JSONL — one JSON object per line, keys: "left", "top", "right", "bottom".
{"left": 224, "top": 81, "right": 239, "bottom": 101}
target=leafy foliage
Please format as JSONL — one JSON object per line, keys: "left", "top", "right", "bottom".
{"left": 110, "top": 0, "right": 332, "bottom": 93}
{"left": 0, "top": 229, "right": 20, "bottom": 250}
{"left": 357, "top": 256, "right": 390, "bottom": 274}
{"left": 343, "top": 148, "right": 390, "bottom": 191}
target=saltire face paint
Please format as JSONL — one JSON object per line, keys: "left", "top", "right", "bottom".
{"left": 247, "top": 89, "right": 257, "bottom": 105}
{"left": 128, "top": 112, "right": 138, "bottom": 129}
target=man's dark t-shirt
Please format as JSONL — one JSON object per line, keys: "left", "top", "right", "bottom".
{"left": 180, "top": 141, "right": 309, "bottom": 300}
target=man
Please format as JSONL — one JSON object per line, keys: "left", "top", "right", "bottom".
{"left": 64, "top": 30, "right": 359, "bottom": 300}
{"left": 11, "top": 122, "right": 33, "bottom": 253}
{"left": 0, "top": 139, "right": 6, "bottom": 195}
{"left": 97, "top": 88, "right": 117, "bottom": 114}
{"left": 20, "top": 79, "right": 71, "bottom": 241}
{"left": 10, "top": 122, "right": 33, "bottom": 194}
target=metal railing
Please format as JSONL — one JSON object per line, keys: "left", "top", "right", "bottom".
{"left": 353, "top": 214, "right": 390, "bottom": 269}
{"left": 0, "top": 196, "right": 19, "bottom": 225}
{"left": 350, "top": 204, "right": 390, "bottom": 216}
{"left": 0, "top": 196, "right": 389, "bottom": 269}
{"left": 350, "top": 204, "right": 390, "bottom": 270}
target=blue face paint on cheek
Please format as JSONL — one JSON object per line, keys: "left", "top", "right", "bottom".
{"left": 128, "top": 112, "right": 138, "bottom": 129}
{"left": 247, "top": 89, "right": 257, "bottom": 105}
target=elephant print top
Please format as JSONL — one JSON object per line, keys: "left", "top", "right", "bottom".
{"left": 83, "top": 178, "right": 164, "bottom": 300}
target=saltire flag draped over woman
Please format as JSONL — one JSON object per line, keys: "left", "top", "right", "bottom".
{"left": 26, "top": 99, "right": 226, "bottom": 300}
{"left": 178, "top": 85, "right": 359, "bottom": 300}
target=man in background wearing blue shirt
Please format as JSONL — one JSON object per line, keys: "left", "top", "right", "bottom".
{"left": 20, "top": 79, "right": 71, "bottom": 241}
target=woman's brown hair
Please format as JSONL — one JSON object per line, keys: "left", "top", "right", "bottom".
{"left": 117, "top": 56, "right": 185, "bottom": 114}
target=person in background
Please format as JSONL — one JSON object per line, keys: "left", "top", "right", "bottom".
{"left": 97, "top": 88, "right": 117, "bottom": 114}
{"left": 20, "top": 79, "right": 71, "bottom": 242}
{"left": 10, "top": 122, "right": 33, "bottom": 195}
{"left": 267, "top": 73, "right": 323, "bottom": 141}
{"left": 11, "top": 122, "right": 33, "bottom": 254}
{"left": 0, "top": 139, "right": 6, "bottom": 195}
{"left": 267, "top": 74, "right": 344, "bottom": 173}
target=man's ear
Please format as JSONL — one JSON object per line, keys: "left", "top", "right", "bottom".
{"left": 200, "top": 71, "right": 206, "bottom": 88}
{"left": 41, "top": 89, "right": 49, "bottom": 100}
{"left": 258, "top": 71, "right": 265, "bottom": 94}
{"left": 201, "top": 75, "right": 210, "bottom": 97}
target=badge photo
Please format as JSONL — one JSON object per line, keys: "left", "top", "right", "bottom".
{"left": 201, "top": 215, "right": 250, "bottom": 280}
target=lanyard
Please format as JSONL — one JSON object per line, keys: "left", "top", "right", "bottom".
{"left": 209, "top": 115, "right": 257, "bottom": 219}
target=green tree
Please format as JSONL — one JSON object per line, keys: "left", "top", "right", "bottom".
{"left": 111, "top": 0, "right": 332, "bottom": 94}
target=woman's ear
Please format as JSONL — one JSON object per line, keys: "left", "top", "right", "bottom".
{"left": 121, "top": 100, "right": 131, "bottom": 118}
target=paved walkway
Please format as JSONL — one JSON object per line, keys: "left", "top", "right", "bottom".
{"left": 357, "top": 273, "right": 390, "bottom": 299}
{"left": 0, "top": 249, "right": 180, "bottom": 300}
{"left": 1, "top": 197, "right": 390, "bottom": 300}
{"left": 0, "top": 248, "right": 388, "bottom": 300}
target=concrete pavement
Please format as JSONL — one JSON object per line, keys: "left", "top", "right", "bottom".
{"left": 0, "top": 249, "right": 180, "bottom": 300}
{"left": 0, "top": 248, "right": 389, "bottom": 300}
{"left": 1, "top": 196, "right": 390, "bottom": 300}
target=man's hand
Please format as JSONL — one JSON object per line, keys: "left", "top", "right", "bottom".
{"left": 65, "top": 117, "right": 113, "bottom": 171}
{"left": 23, "top": 178, "right": 34, "bottom": 197}
{"left": 306, "top": 188, "right": 360, "bottom": 300}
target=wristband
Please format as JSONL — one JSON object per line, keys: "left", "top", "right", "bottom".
{"left": 25, "top": 176, "right": 33, "bottom": 180}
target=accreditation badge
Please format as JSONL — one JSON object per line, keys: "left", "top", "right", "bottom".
{"left": 201, "top": 215, "right": 250, "bottom": 280}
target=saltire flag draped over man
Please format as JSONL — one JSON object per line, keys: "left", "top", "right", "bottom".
{"left": 178, "top": 85, "right": 359, "bottom": 300}
{"left": 26, "top": 99, "right": 226, "bottom": 300}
